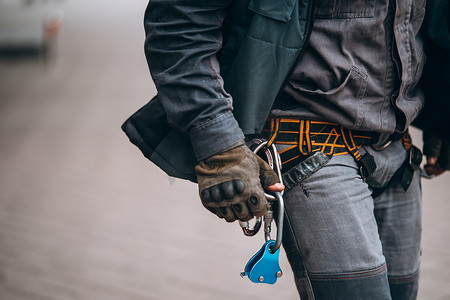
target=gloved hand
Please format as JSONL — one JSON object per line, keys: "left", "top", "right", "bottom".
{"left": 195, "top": 141, "right": 281, "bottom": 222}
{"left": 423, "top": 132, "right": 450, "bottom": 177}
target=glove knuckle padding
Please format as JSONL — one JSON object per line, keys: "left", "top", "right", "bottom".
{"left": 220, "top": 181, "right": 235, "bottom": 199}
{"left": 195, "top": 145, "right": 275, "bottom": 222}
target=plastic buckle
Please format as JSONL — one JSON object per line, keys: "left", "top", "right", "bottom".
{"left": 409, "top": 146, "right": 422, "bottom": 171}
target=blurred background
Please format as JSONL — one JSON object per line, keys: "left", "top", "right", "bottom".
{"left": 0, "top": 0, "right": 449, "bottom": 299}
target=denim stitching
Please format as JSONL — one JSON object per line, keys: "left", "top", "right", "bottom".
{"left": 283, "top": 207, "right": 316, "bottom": 299}
{"left": 388, "top": 268, "right": 420, "bottom": 284}
{"left": 308, "top": 263, "right": 387, "bottom": 281}
{"left": 189, "top": 112, "right": 234, "bottom": 134}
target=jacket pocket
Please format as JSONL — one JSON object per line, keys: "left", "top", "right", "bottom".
{"left": 314, "top": 0, "right": 375, "bottom": 19}
{"left": 288, "top": 66, "right": 368, "bottom": 128}
{"left": 248, "top": 0, "right": 297, "bottom": 22}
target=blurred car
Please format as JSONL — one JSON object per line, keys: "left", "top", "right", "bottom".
{"left": 0, "top": 0, "right": 64, "bottom": 55}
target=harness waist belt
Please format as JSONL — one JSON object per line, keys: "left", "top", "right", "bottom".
{"left": 262, "top": 118, "right": 377, "bottom": 173}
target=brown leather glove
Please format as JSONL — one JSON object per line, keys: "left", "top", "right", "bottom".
{"left": 195, "top": 142, "right": 280, "bottom": 222}
{"left": 423, "top": 132, "right": 450, "bottom": 176}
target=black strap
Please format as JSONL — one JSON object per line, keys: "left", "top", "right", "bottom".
{"left": 358, "top": 152, "right": 377, "bottom": 179}
{"left": 340, "top": 127, "right": 376, "bottom": 180}
{"left": 400, "top": 145, "right": 422, "bottom": 191}
{"left": 371, "top": 145, "right": 422, "bottom": 198}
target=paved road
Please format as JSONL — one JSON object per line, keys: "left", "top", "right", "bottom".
{"left": 0, "top": 0, "right": 449, "bottom": 299}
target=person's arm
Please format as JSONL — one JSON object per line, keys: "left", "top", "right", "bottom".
{"left": 423, "top": 133, "right": 450, "bottom": 177}
{"left": 144, "top": 0, "right": 243, "bottom": 161}
{"left": 418, "top": 0, "right": 450, "bottom": 177}
{"left": 144, "top": 0, "right": 283, "bottom": 222}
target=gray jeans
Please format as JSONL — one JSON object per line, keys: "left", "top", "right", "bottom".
{"left": 280, "top": 140, "right": 421, "bottom": 299}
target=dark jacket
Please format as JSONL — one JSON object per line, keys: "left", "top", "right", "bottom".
{"left": 122, "top": 0, "right": 314, "bottom": 181}
{"left": 276, "top": 0, "right": 425, "bottom": 134}
{"left": 122, "top": 0, "right": 443, "bottom": 182}
{"left": 414, "top": 0, "right": 450, "bottom": 144}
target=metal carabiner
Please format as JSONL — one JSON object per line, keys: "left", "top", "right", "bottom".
{"left": 239, "top": 139, "right": 285, "bottom": 253}
{"left": 250, "top": 140, "right": 284, "bottom": 200}
{"left": 239, "top": 217, "right": 262, "bottom": 236}
{"left": 267, "top": 191, "right": 284, "bottom": 253}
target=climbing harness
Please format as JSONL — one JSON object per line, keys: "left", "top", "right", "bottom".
{"left": 262, "top": 118, "right": 423, "bottom": 194}
{"left": 239, "top": 139, "right": 285, "bottom": 284}
{"left": 261, "top": 118, "right": 376, "bottom": 174}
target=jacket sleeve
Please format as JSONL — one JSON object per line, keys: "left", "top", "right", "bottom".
{"left": 144, "top": 0, "right": 244, "bottom": 161}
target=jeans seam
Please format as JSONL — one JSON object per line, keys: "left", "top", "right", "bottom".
{"left": 283, "top": 209, "right": 316, "bottom": 299}
{"left": 308, "top": 263, "right": 387, "bottom": 281}
{"left": 388, "top": 267, "right": 420, "bottom": 284}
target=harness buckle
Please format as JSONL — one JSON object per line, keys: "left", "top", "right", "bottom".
{"left": 409, "top": 145, "right": 422, "bottom": 171}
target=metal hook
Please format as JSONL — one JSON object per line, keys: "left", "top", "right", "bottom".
{"left": 239, "top": 139, "right": 285, "bottom": 253}
{"left": 239, "top": 217, "right": 262, "bottom": 236}
{"left": 248, "top": 139, "right": 284, "bottom": 198}
{"left": 269, "top": 191, "right": 284, "bottom": 253}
